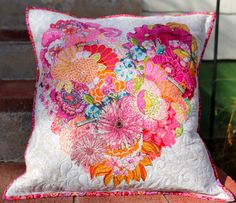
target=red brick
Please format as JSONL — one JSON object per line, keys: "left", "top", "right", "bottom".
{"left": 0, "top": 80, "right": 35, "bottom": 99}
{"left": 0, "top": 163, "right": 25, "bottom": 201}
{"left": 0, "top": 80, "right": 34, "bottom": 112}
{"left": 0, "top": 30, "right": 29, "bottom": 41}
{"left": 164, "top": 195, "right": 223, "bottom": 203}
{"left": 75, "top": 195, "right": 168, "bottom": 203}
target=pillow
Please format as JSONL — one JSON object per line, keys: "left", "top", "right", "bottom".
{"left": 3, "top": 8, "right": 235, "bottom": 202}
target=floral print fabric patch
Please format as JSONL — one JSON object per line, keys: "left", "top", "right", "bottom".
{"left": 3, "top": 8, "right": 234, "bottom": 202}
{"left": 42, "top": 20, "right": 195, "bottom": 185}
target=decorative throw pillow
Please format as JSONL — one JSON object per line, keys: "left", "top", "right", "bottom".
{"left": 3, "top": 8, "right": 235, "bottom": 202}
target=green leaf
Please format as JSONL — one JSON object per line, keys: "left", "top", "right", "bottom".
{"left": 83, "top": 94, "right": 94, "bottom": 104}
{"left": 143, "top": 56, "right": 150, "bottom": 63}
{"left": 137, "top": 65, "right": 144, "bottom": 71}
{"left": 90, "top": 53, "right": 101, "bottom": 62}
{"left": 148, "top": 25, "right": 154, "bottom": 30}
{"left": 133, "top": 77, "right": 144, "bottom": 93}
{"left": 108, "top": 92, "right": 118, "bottom": 100}
{"left": 176, "top": 127, "right": 183, "bottom": 138}
{"left": 64, "top": 81, "right": 72, "bottom": 93}
{"left": 130, "top": 37, "right": 139, "bottom": 46}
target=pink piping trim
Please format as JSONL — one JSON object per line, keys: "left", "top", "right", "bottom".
{"left": 200, "top": 12, "right": 216, "bottom": 62}
{"left": 2, "top": 189, "right": 235, "bottom": 202}
{"left": 2, "top": 7, "right": 234, "bottom": 202}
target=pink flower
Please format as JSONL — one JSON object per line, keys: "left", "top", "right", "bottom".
{"left": 99, "top": 27, "right": 122, "bottom": 38}
{"left": 97, "top": 97, "right": 143, "bottom": 149}
{"left": 143, "top": 124, "right": 177, "bottom": 148}
{"left": 146, "top": 49, "right": 156, "bottom": 58}
{"left": 40, "top": 19, "right": 122, "bottom": 71}
{"left": 50, "top": 82, "right": 89, "bottom": 121}
{"left": 100, "top": 76, "right": 116, "bottom": 96}
{"left": 162, "top": 130, "right": 176, "bottom": 147}
{"left": 126, "top": 23, "right": 197, "bottom": 99}
{"left": 40, "top": 29, "right": 64, "bottom": 68}
{"left": 106, "top": 152, "right": 144, "bottom": 175}
{"left": 39, "top": 75, "right": 59, "bottom": 116}
{"left": 127, "top": 24, "right": 192, "bottom": 50}
{"left": 71, "top": 133, "right": 105, "bottom": 170}
{"left": 143, "top": 106, "right": 181, "bottom": 148}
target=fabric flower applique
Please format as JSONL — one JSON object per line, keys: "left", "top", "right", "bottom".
{"left": 40, "top": 29, "right": 64, "bottom": 69}
{"left": 39, "top": 20, "right": 195, "bottom": 188}
{"left": 114, "top": 58, "right": 137, "bottom": 81}
{"left": 50, "top": 82, "right": 91, "bottom": 120}
{"left": 85, "top": 104, "right": 102, "bottom": 119}
{"left": 39, "top": 73, "right": 59, "bottom": 116}
{"left": 51, "top": 44, "right": 119, "bottom": 91}
{"left": 40, "top": 19, "right": 122, "bottom": 69}
{"left": 126, "top": 23, "right": 198, "bottom": 99}
{"left": 130, "top": 45, "right": 147, "bottom": 61}
{"left": 90, "top": 141, "right": 160, "bottom": 187}
{"left": 71, "top": 133, "right": 106, "bottom": 171}
{"left": 96, "top": 97, "right": 143, "bottom": 150}
{"left": 90, "top": 70, "right": 125, "bottom": 103}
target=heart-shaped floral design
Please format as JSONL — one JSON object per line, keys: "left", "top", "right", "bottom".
{"left": 39, "top": 19, "right": 196, "bottom": 187}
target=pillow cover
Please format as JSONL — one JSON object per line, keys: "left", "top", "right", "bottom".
{"left": 3, "top": 8, "right": 235, "bottom": 202}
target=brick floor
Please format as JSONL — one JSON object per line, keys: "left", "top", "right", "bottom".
{"left": 0, "top": 163, "right": 235, "bottom": 203}
{"left": 75, "top": 195, "right": 168, "bottom": 203}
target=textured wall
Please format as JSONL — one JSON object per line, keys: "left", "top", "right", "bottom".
{"left": 0, "top": 0, "right": 142, "bottom": 30}
{"left": 0, "top": 112, "right": 32, "bottom": 162}
{"left": 0, "top": 42, "right": 34, "bottom": 80}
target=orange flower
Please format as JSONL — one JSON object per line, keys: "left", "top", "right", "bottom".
{"left": 51, "top": 46, "right": 99, "bottom": 84}
{"left": 51, "top": 44, "right": 119, "bottom": 92}
{"left": 90, "top": 70, "right": 125, "bottom": 103}
{"left": 106, "top": 142, "right": 139, "bottom": 159}
{"left": 89, "top": 141, "right": 160, "bottom": 187}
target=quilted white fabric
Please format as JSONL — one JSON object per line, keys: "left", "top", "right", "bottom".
{"left": 4, "top": 8, "right": 234, "bottom": 202}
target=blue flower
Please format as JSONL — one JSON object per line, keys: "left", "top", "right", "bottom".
{"left": 102, "top": 96, "right": 112, "bottom": 106}
{"left": 114, "top": 59, "right": 137, "bottom": 81}
{"left": 118, "top": 91, "right": 129, "bottom": 100}
{"left": 155, "top": 40, "right": 165, "bottom": 55}
{"left": 130, "top": 46, "right": 147, "bottom": 61}
{"left": 85, "top": 105, "right": 101, "bottom": 119}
